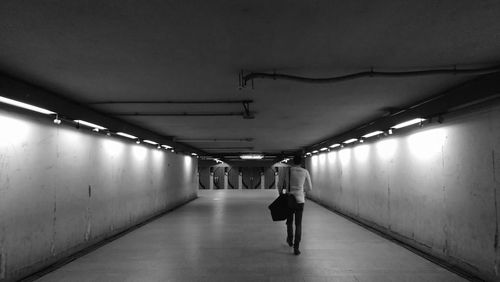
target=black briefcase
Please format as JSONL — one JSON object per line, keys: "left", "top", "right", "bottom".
{"left": 268, "top": 167, "right": 298, "bottom": 221}
{"left": 268, "top": 193, "right": 294, "bottom": 221}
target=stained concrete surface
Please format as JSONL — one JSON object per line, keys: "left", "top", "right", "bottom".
{"left": 35, "top": 190, "right": 466, "bottom": 282}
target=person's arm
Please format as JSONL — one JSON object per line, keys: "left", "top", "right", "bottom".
{"left": 304, "top": 170, "right": 312, "bottom": 192}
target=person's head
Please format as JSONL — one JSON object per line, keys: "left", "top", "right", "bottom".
{"left": 293, "top": 154, "right": 302, "bottom": 165}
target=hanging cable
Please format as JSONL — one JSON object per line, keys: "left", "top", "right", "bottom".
{"left": 240, "top": 64, "right": 500, "bottom": 88}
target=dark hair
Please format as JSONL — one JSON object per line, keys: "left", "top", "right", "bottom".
{"left": 293, "top": 154, "right": 302, "bottom": 165}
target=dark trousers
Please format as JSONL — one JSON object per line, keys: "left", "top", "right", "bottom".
{"left": 286, "top": 203, "right": 304, "bottom": 248}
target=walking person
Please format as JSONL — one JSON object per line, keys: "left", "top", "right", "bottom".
{"left": 285, "top": 154, "right": 312, "bottom": 255}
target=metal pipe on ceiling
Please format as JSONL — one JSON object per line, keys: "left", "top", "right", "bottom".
{"left": 89, "top": 99, "right": 253, "bottom": 104}
{"left": 113, "top": 112, "right": 249, "bottom": 117}
{"left": 175, "top": 138, "right": 254, "bottom": 142}
{"left": 201, "top": 147, "right": 254, "bottom": 151}
{"left": 0, "top": 73, "right": 203, "bottom": 155}
{"left": 240, "top": 64, "right": 500, "bottom": 87}
{"left": 303, "top": 71, "right": 500, "bottom": 153}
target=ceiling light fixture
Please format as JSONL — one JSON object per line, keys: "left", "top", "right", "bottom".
{"left": 343, "top": 138, "right": 358, "bottom": 144}
{"left": 0, "top": 96, "right": 56, "bottom": 115}
{"left": 329, "top": 144, "right": 341, "bottom": 149}
{"left": 320, "top": 147, "right": 328, "bottom": 151}
{"left": 240, "top": 154, "right": 264, "bottom": 160}
{"left": 74, "top": 120, "right": 106, "bottom": 130}
{"left": 391, "top": 118, "right": 425, "bottom": 129}
{"left": 161, "top": 145, "right": 172, "bottom": 149}
{"left": 362, "top": 131, "right": 384, "bottom": 138}
{"left": 143, "top": 140, "right": 158, "bottom": 145}
{"left": 116, "top": 132, "right": 138, "bottom": 139}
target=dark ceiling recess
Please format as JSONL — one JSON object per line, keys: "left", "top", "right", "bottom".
{"left": 303, "top": 71, "right": 500, "bottom": 155}
{"left": 239, "top": 65, "right": 500, "bottom": 89}
{"left": 92, "top": 100, "right": 255, "bottom": 119}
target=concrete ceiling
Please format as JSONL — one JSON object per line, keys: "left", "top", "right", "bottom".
{"left": 1, "top": 0, "right": 500, "bottom": 157}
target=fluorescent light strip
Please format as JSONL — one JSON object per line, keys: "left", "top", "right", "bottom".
{"left": 312, "top": 150, "right": 319, "bottom": 154}
{"left": 329, "top": 143, "right": 341, "bottom": 148}
{"left": 116, "top": 132, "right": 137, "bottom": 139}
{"left": 391, "top": 118, "right": 425, "bottom": 129}
{"left": 0, "top": 96, "right": 56, "bottom": 115}
{"left": 191, "top": 153, "right": 198, "bottom": 156}
{"left": 143, "top": 140, "right": 158, "bottom": 145}
{"left": 75, "top": 120, "right": 106, "bottom": 130}
{"left": 362, "top": 131, "right": 384, "bottom": 138}
{"left": 320, "top": 147, "right": 328, "bottom": 151}
{"left": 240, "top": 154, "right": 264, "bottom": 160}
{"left": 343, "top": 138, "right": 358, "bottom": 144}
{"left": 161, "top": 145, "right": 172, "bottom": 149}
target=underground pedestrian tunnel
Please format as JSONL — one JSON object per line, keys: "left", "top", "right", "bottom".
{"left": 0, "top": 1, "right": 500, "bottom": 281}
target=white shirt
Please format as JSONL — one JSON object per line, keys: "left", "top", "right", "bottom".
{"left": 288, "top": 165, "right": 313, "bottom": 203}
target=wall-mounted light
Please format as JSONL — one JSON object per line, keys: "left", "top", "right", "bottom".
{"left": 53, "top": 115, "right": 62, "bottom": 124}
{"left": 362, "top": 131, "right": 384, "bottom": 138}
{"left": 388, "top": 129, "right": 393, "bottom": 135}
{"left": 359, "top": 139, "right": 364, "bottom": 143}
{"left": 136, "top": 139, "right": 141, "bottom": 144}
{"left": 74, "top": 120, "right": 106, "bottom": 131}
{"left": 391, "top": 118, "right": 425, "bottom": 129}
{"left": 143, "top": 140, "right": 158, "bottom": 145}
{"left": 240, "top": 154, "right": 264, "bottom": 160}
{"left": 0, "top": 96, "right": 56, "bottom": 115}
{"left": 116, "top": 132, "right": 138, "bottom": 139}
{"left": 157, "top": 145, "right": 162, "bottom": 149}
{"left": 343, "top": 138, "right": 358, "bottom": 144}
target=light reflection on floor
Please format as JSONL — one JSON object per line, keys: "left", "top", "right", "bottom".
{"left": 37, "top": 190, "right": 466, "bottom": 282}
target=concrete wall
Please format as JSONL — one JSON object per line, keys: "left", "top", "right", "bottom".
{"left": 306, "top": 100, "right": 500, "bottom": 281}
{"left": 0, "top": 108, "right": 198, "bottom": 282}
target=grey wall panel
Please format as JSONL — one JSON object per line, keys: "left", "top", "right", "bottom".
{"left": 0, "top": 108, "right": 198, "bottom": 282}
{"left": 306, "top": 101, "right": 500, "bottom": 281}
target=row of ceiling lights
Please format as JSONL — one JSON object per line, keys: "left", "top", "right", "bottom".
{"left": 305, "top": 118, "right": 425, "bottom": 157}
{"left": 0, "top": 96, "right": 200, "bottom": 157}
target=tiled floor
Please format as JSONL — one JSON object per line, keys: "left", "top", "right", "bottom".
{"left": 36, "top": 190, "right": 466, "bottom": 281}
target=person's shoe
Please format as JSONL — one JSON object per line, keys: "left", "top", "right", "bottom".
{"left": 294, "top": 248, "right": 301, "bottom": 255}
{"left": 287, "top": 238, "right": 293, "bottom": 247}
